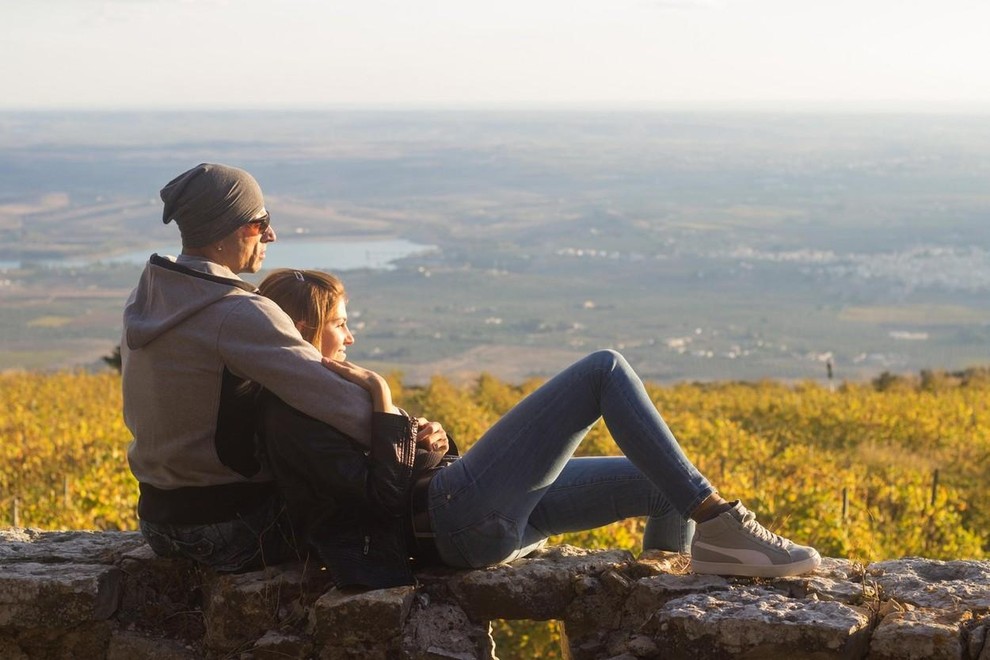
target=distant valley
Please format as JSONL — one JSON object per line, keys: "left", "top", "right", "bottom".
{"left": 1, "top": 110, "right": 988, "bottom": 383}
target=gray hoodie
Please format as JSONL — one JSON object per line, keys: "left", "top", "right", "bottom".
{"left": 122, "top": 254, "right": 373, "bottom": 517}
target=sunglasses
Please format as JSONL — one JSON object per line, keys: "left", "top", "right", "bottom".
{"left": 245, "top": 212, "right": 271, "bottom": 236}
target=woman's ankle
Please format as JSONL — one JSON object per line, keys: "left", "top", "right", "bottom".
{"left": 691, "top": 493, "right": 732, "bottom": 523}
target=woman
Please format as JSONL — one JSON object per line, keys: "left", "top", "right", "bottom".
{"left": 257, "top": 269, "right": 821, "bottom": 588}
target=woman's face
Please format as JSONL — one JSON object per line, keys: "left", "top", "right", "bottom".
{"left": 319, "top": 300, "right": 354, "bottom": 361}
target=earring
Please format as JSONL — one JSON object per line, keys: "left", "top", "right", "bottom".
{"left": 216, "top": 245, "right": 223, "bottom": 252}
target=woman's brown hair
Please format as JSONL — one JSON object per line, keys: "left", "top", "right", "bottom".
{"left": 258, "top": 269, "right": 347, "bottom": 352}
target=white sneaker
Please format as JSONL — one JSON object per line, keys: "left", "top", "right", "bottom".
{"left": 690, "top": 501, "right": 821, "bottom": 578}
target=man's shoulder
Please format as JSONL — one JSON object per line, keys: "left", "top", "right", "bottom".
{"left": 221, "top": 291, "right": 290, "bottom": 323}
{"left": 217, "top": 295, "right": 317, "bottom": 357}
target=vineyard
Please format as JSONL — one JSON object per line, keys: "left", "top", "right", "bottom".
{"left": 2, "top": 368, "right": 988, "bottom": 562}
{"left": 3, "top": 368, "right": 988, "bottom": 658}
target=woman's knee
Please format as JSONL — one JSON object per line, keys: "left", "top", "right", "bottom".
{"left": 582, "top": 349, "right": 626, "bottom": 372}
{"left": 580, "top": 350, "right": 637, "bottom": 386}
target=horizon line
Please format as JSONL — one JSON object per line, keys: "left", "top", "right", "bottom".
{"left": 2, "top": 99, "right": 990, "bottom": 115}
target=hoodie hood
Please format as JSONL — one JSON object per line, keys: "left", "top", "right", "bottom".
{"left": 124, "top": 254, "right": 256, "bottom": 350}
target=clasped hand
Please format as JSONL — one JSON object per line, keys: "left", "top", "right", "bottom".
{"left": 414, "top": 417, "right": 448, "bottom": 453}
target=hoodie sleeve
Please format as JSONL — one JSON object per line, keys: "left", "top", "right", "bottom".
{"left": 217, "top": 294, "right": 374, "bottom": 446}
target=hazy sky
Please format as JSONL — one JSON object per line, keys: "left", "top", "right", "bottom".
{"left": 3, "top": 0, "right": 989, "bottom": 110}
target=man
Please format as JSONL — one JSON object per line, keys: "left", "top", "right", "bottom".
{"left": 121, "top": 163, "right": 373, "bottom": 572}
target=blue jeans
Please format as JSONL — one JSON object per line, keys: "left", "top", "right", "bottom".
{"left": 427, "top": 350, "right": 714, "bottom": 568}
{"left": 140, "top": 497, "right": 300, "bottom": 573}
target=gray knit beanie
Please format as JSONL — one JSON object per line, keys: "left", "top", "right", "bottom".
{"left": 160, "top": 163, "right": 266, "bottom": 248}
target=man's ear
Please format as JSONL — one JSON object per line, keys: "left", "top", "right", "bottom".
{"left": 295, "top": 320, "right": 307, "bottom": 334}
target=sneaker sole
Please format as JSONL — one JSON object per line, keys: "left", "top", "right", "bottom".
{"left": 690, "top": 553, "right": 821, "bottom": 578}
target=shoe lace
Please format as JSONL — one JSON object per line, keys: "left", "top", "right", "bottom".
{"left": 739, "top": 509, "right": 786, "bottom": 548}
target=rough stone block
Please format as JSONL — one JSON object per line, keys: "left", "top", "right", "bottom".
{"left": 0, "top": 562, "right": 121, "bottom": 627}
{"left": 772, "top": 557, "right": 878, "bottom": 606}
{"left": 2, "top": 622, "right": 113, "bottom": 659}
{"left": 968, "top": 617, "right": 990, "bottom": 660}
{"left": 870, "top": 608, "right": 970, "bottom": 660}
{"left": 446, "top": 545, "right": 633, "bottom": 621}
{"left": 117, "top": 544, "right": 205, "bottom": 641}
{"left": 627, "top": 549, "right": 691, "bottom": 578}
{"left": 202, "top": 560, "right": 332, "bottom": 654}
{"left": 0, "top": 529, "right": 145, "bottom": 565}
{"left": 626, "top": 572, "right": 730, "bottom": 611}
{"left": 869, "top": 558, "right": 990, "bottom": 611}
{"left": 310, "top": 585, "right": 416, "bottom": 659}
{"left": 564, "top": 571, "right": 731, "bottom": 660}
{"left": 652, "top": 587, "right": 872, "bottom": 659}
{"left": 0, "top": 635, "right": 28, "bottom": 660}
{"left": 401, "top": 592, "right": 496, "bottom": 659}
{"left": 248, "top": 630, "right": 315, "bottom": 659}
{"left": 561, "top": 570, "right": 731, "bottom": 656}
{"left": 107, "top": 630, "right": 202, "bottom": 660}
{"left": 608, "top": 633, "right": 659, "bottom": 658}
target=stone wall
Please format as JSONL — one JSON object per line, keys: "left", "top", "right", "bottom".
{"left": 1, "top": 528, "right": 988, "bottom": 659}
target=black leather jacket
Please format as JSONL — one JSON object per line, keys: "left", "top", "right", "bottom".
{"left": 257, "top": 391, "right": 455, "bottom": 588}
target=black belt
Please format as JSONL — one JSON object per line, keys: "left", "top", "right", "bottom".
{"left": 410, "top": 470, "right": 437, "bottom": 538}
{"left": 410, "top": 470, "right": 442, "bottom": 564}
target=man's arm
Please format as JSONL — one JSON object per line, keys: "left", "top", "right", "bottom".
{"left": 218, "top": 295, "right": 374, "bottom": 445}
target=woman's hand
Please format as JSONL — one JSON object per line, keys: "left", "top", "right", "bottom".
{"left": 415, "top": 417, "right": 449, "bottom": 453}
{"left": 322, "top": 358, "right": 397, "bottom": 414}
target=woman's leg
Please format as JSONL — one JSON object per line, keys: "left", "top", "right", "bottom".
{"left": 428, "top": 350, "right": 711, "bottom": 568}
{"left": 521, "top": 456, "right": 695, "bottom": 554}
